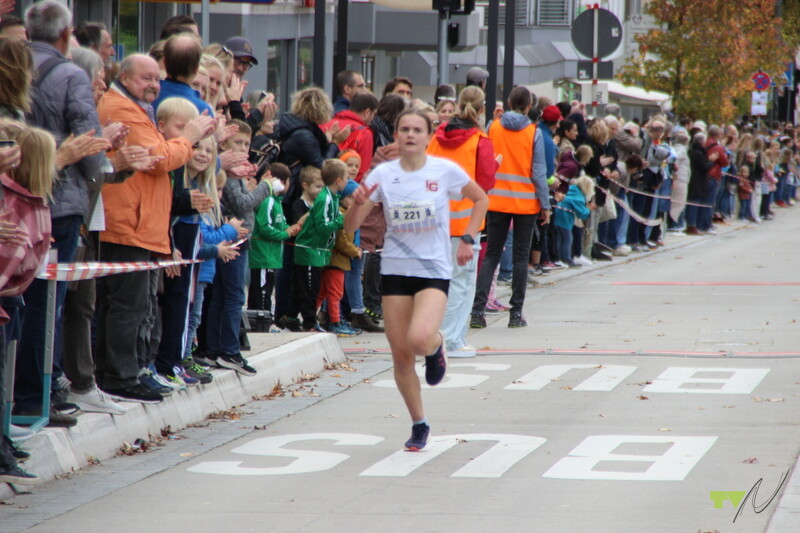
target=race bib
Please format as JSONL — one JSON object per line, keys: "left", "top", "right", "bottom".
{"left": 387, "top": 201, "right": 437, "bottom": 233}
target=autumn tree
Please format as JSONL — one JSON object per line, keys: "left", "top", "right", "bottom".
{"left": 618, "top": 0, "right": 791, "bottom": 121}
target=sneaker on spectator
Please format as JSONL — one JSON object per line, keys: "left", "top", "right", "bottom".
{"left": 349, "top": 312, "right": 384, "bottom": 333}
{"left": 449, "top": 344, "right": 477, "bottom": 358}
{"left": 574, "top": 255, "right": 593, "bottom": 266}
{"left": 706, "top": 228, "right": 718, "bottom": 235}
{"left": 193, "top": 352, "right": 219, "bottom": 368}
{"left": 470, "top": 311, "right": 486, "bottom": 329}
{"left": 4, "top": 435, "right": 30, "bottom": 460}
{"left": 404, "top": 422, "right": 430, "bottom": 451}
{"left": 508, "top": 311, "right": 528, "bottom": 328}
{"left": 51, "top": 388, "right": 80, "bottom": 414}
{"left": 340, "top": 319, "right": 362, "bottom": 335}
{"left": 316, "top": 309, "right": 330, "bottom": 330}
{"left": 218, "top": 353, "right": 257, "bottom": 376}
{"left": 68, "top": 386, "right": 127, "bottom": 415}
{"left": 102, "top": 383, "right": 163, "bottom": 404}
{"left": 613, "top": 245, "right": 631, "bottom": 256}
{"left": 497, "top": 273, "right": 512, "bottom": 284}
{"left": 0, "top": 464, "right": 39, "bottom": 486}
{"left": 328, "top": 322, "right": 359, "bottom": 337}
{"left": 567, "top": 261, "right": 581, "bottom": 268}
{"left": 161, "top": 368, "right": 188, "bottom": 391}
{"left": 172, "top": 365, "right": 199, "bottom": 387}
{"left": 552, "top": 260, "right": 567, "bottom": 268}
{"left": 153, "top": 371, "right": 183, "bottom": 392}
{"left": 540, "top": 261, "right": 559, "bottom": 271}
{"left": 489, "top": 299, "right": 510, "bottom": 311}
{"left": 364, "top": 308, "right": 383, "bottom": 321}
{"left": 182, "top": 358, "right": 213, "bottom": 384}
{"left": 484, "top": 301, "right": 501, "bottom": 314}
{"left": 14, "top": 402, "right": 78, "bottom": 427}
{"left": 139, "top": 370, "right": 174, "bottom": 396}
{"left": 276, "top": 316, "right": 303, "bottom": 332}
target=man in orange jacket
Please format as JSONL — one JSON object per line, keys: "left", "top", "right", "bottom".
{"left": 95, "top": 54, "right": 214, "bottom": 403}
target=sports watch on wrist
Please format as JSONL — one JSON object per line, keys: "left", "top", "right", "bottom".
{"left": 460, "top": 234, "right": 475, "bottom": 245}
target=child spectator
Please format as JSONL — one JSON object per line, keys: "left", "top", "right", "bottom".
{"left": 275, "top": 166, "right": 322, "bottom": 331}
{"left": 187, "top": 171, "right": 243, "bottom": 368}
{"left": 289, "top": 159, "right": 348, "bottom": 331}
{"left": 737, "top": 165, "right": 753, "bottom": 220}
{"left": 317, "top": 179, "right": 362, "bottom": 336}
{"left": 205, "top": 119, "right": 267, "bottom": 376}
{"left": 249, "top": 163, "right": 300, "bottom": 325}
{"left": 553, "top": 176, "right": 595, "bottom": 267}
{"left": 153, "top": 97, "right": 209, "bottom": 389}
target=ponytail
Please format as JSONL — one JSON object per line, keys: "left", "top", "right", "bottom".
{"left": 456, "top": 86, "right": 485, "bottom": 128}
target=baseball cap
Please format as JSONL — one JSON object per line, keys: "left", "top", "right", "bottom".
{"left": 541, "top": 105, "right": 562, "bottom": 123}
{"left": 224, "top": 36, "right": 258, "bottom": 65}
{"left": 466, "top": 67, "right": 489, "bottom": 85}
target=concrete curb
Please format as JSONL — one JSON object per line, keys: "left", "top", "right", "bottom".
{"left": 1, "top": 333, "right": 345, "bottom": 499}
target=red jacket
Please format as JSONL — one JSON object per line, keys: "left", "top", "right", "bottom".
{"left": 430, "top": 119, "right": 497, "bottom": 193}
{"left": 705, "top": 140, "right": 728, "bottom": 181}
{"left": 322, "top": 110, "right": 373, "bottom": 182}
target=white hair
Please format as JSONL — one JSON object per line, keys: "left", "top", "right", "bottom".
{"left": 69, "top": 46, "right": 103, "bottom": 82}
{"left": 25, "top": 0, "right": 72, "bottom": 44}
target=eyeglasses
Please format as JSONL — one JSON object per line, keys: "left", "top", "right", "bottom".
{"left": 234, "top": 57, "right": 253, "bottom": 71}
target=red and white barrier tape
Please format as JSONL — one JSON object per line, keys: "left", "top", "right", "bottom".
{"left": 605, "top": 177, "right": 714, "bottom": 209}
{"left": 596, "top": 185, "right": 662, "bottom": 227}
{"left": 36, "top": 238, "right": 248, "bottom": 282}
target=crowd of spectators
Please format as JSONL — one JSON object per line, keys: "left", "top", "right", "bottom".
{"left": 1, "top": 1, "right": 797, "bottom": 486}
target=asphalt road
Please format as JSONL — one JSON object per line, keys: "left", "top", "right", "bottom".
{"left": 5, "top": 208, "right": 800, "bottom": 533}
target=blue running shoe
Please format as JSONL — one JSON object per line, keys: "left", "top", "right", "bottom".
{"left": 424, "top": 331, "right": 447, "bottom": 386}
{"left": 404, "top": 422, "right": 430, "bottom": 451}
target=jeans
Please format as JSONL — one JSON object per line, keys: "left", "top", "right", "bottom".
{"left": 184, "top": 281, "right": 209, "bottom": 360}
{"left": 442, "top": 236, "right": 479, "bottom": 350}
{"left": 345, "top": 255, "right": 364, "bottom": 315}
{"left": 553, "top": 225, "right": 572, "bottom": 264}
{"left": 207, "top": 251, "right": 247, "bottom": 356}
{"left": 14, "top": 214, "right": 82, "bottom": 410}
{"left": 698, "top": 179, "right": 719, "bottom": 231}
{"left": 615, "top": 190, "right": 630, "bottom": 245}
{"left": 155, "top": 222, "right": 199, "bottom": 374}
{"left": 362, "top": 251, "right": 382, "bottom": 315}
{"left": 96, "top": 242, "right": 153, "bottom": 390}
{"left": 472, "top": 212, "right": 536, "bottom": 314}
{"left": 627, "top": 191, "right": 653, "bottom": 245}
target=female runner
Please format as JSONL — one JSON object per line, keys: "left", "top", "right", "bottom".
{"left": 344, "top": 109, "right": 488, "bottom": 451}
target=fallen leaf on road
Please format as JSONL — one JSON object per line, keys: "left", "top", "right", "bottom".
{"left": 560, "top": 386, "right": 573, "bottom": 390}
{"left": 291, "top": 391, "right": 304, "bottom": 397}
{"left": 387, "top": 414, "right": 399, "bottom": 418}
{"left": 331, "top": 373, "right": 342, "bottom": 378}
{"left": 742, "top": 457, "right": 759, "bottom": 464}
{"left": 180, "top": 453, "right": 194, "bottom": 457}
{"left": 752, "top": 396, "right": 762, "bottom": 402}
{"left": 766, "top": 398, "right": 784, "bottom": 402}
{"left": 657, "top": 428, "right": 672, "bottom": 432}
{"left": 638, "top": 395, "right": 649, "bottom": 400}
{"left": 598, "top": 414, "right": 606, "bottom": 417}
{"left": 723, "top": 405, "right": 736, "bottom": 408}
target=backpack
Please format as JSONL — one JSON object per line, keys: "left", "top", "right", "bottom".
{"left": 250, "top": 136, "right": 282, "bottom": 180}
{"left": 26, "top": 55, "right": 69, "bottom": 127}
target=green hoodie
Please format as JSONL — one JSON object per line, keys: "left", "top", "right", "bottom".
{"left": 294, "top": 186, "right": 343, "bottom": 267}
{"left": 249, "top": 191, "right": 291, "bottom": 270}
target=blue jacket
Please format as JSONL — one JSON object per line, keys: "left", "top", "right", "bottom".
{"left": 198, "top": 220, "right": 238, "bottom": 283}
{"left": 537, "top": 120, "right": 557, "bottom": 179}
{"left": 153, "top": 78, "right": 214, "bottom": 117}
{"left": 29, "top": 42, "right": 105, "bottom": 220}
{"left": 554, "top": 184, "right": 591, "bottom": 230}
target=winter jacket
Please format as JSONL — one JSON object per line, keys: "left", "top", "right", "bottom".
{"left": 250, "top": 192, "right": 291, "bottom": 270}
{"left": 323, "top": 110, "right": 373, "bottom": 181}
{"left": 294, "top": 186, "right": 343, "bottom": 267}
{"left": 329, "top": 207, "right": 360, "bottom": 271}
{"left": 537, "top": 120, "right": 557, "bottom": 179}
{"left": 553, "top": 183, "right": 591, "bottom": 230}
{"left": 0, "top": 175, "right": 52, "bottom": 321}
{"left": 333, "top": 96, "right": 350, "bottom": 115}
{"left": 582, "top": 138, "right": 618, "bottom": 206}
{"left": 688, "top": 142, "right": 714, "bottom": 199}
{"left": 276, "top": 113, "right": 340, "bottom": 208}
{"left": 704, "top": 140, "right": 729, "bottom": 181}
{"left": 221, "top": 176, "right": 271, "bottom": 239}
{"left": 358, "top": 203, "right": 386, "bottom": 252}
{"left": 97, "top": 86, "right": 194, "bottom": 254}
{"left": 154, "top": 78, "right": 214, "bottom": 117}
{"left": 431, "top": 116, "right": 497, "bottom": 193}
{"left": 613, "top": 129, "right": 643, "bottom": 185}
{"left": 197, "top": 220, "right": 238, "bottom": 283}
{"left": 28, "top": 41, "right": 105, "bottom": 221}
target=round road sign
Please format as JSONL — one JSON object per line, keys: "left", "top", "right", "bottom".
{"left": 571, "top": 7, "right": 623, "bottom": 59}
{"left": 752, "top": 71, "right": 771, "bottom": 91}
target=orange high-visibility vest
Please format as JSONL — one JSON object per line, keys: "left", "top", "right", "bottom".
{"left": 427, "top": 131, "right": 486, "bottom": 236}
{"left": 487, "top": 120, "right": 541, "bottom": 215}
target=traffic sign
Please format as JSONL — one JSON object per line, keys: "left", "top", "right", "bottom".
{"left": 751, "top": 91, "right": 768, "bottom": 116}
{"left": 752, "top": 71, "right": 771, "bottom": 91}
{"left": 571, "top": 7, "right": 623, "bottom": 59}
{"left": 577, "top": 60, "right": 613, "bottom": 80}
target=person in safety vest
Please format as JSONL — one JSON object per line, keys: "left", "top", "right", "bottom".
{"left": 469, "top": 86, "right": 550, "bottom": 330}
{"left": 427, "top": 86, "right": 497, "bottom": 357}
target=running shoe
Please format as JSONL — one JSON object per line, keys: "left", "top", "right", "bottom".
{"left": 508, "top": 311, "right": 528, "bottom": 328}
{"left": 217, "top": 353, "right": 257, "bottom": 377}
{"left": 488, "top": 299, "right": 510, "bottom": 311}
{"left": 182, "top": 358, "right": 213, "bottom": 384}
{"left": 0, "top": 464, "right": 39, "bottom": 486}
{"left": 328, "top": 322, "right": 360, "bottom": 337}
{"left": 469, "top": 312, "right": 486, "bottom": 329}
{"left": 424, "top": 331, "right": 447, "bottom": 386}
{"left": 404, "top": 422, "right": 430, "bottom": 452}
{"left": 364, "top": 308, "right": 383, "bottom": 321}
{"left": 484, "top": 302, "right": 501, "bottom": 315}
{"left": 193, "top": 352, "right": 220, "bottom": 368}
{"left": 172, "top": 365, "right": 200, "bottom": 387}
{"left": 139, "top": 370, "right": 174, "bottom": 396}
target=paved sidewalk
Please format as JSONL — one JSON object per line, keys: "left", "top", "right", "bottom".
{"left": 1, "top": 333, "right": 345, "bottom": 501}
